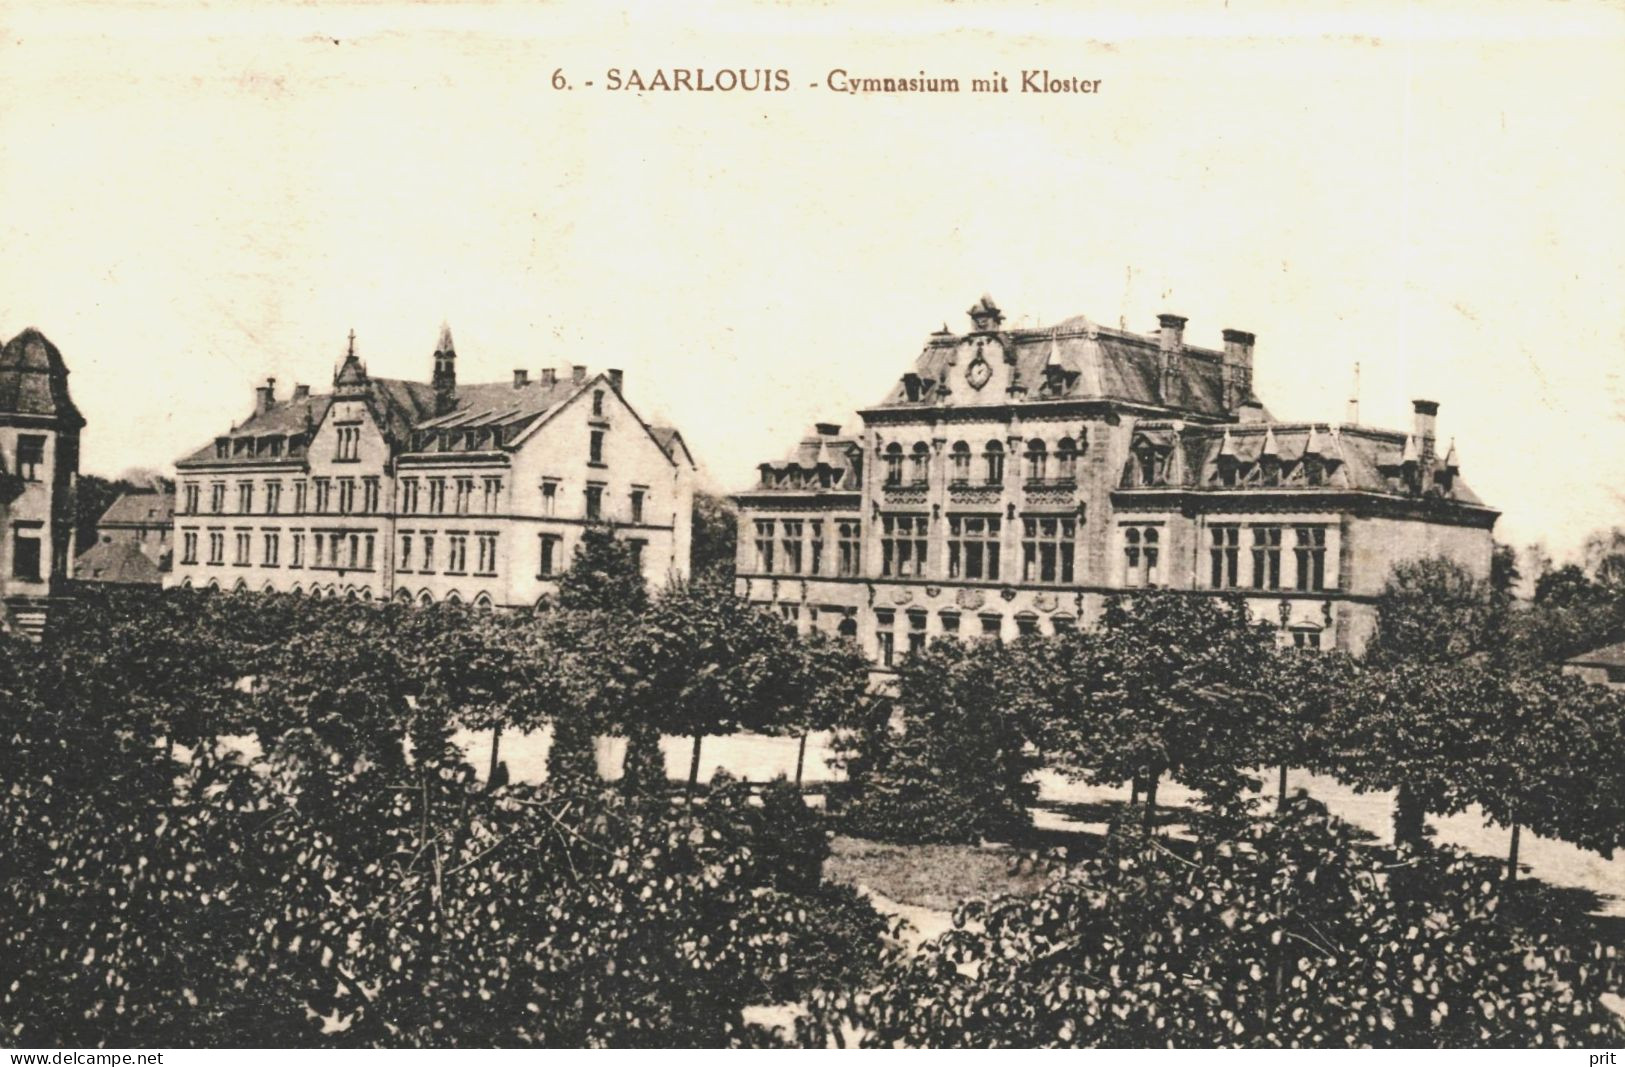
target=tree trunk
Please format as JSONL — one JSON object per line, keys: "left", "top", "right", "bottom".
{"left": 794, "top": 730, "right": 809, "bottom": 790}
{"left": 1143, "top": 773, "right": 1159, "bottom": 833}
{"left": 487, "top": 723, "right": 503, "bottom": 788}
{"left": 1506, "top": 819, "right": 1521, "bottom": 884}
{"left": 1129, "top": 776, "right": 1140, "bottom": 806}
{"left": 1277, "top": 764, "right": 1289, "bottom": 811}
{"left": 685, "top": 733, "right": 704, "bottom": 803}
{"left": 1393, "top": 784, "right": 1426, "bottom": 847}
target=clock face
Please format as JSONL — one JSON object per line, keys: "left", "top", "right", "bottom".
{"left": 966, "top": 354, "right": 992, "bottom": 390}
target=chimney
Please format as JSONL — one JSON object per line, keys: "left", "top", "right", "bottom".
{"left": 254, "top": 377, "right": 276, "bottom": 415}
{"left": 292, "top": 383, "right": 311, "bottom": 402}
{"left": 1412, "top": 399, "right": 1438, "bottom": 460}
{"left": 968, "top": 294, "right": 1004, "bottom": 333}
{"left": 1157, "top": 314, "right": 1187, "bottom": 403}
{"left": 571, "top": 364, "right": 587, "bottom": 384}
{"left": 1221, "top": 329, "right": 1255, "bottom": 411}
{"left": 540, "top": 367, "right": 557, "bottom": 387}
{"left": 513, "top": 369, "right": 529, "bottom": 388}
{"left": 607, "top": 368, "right": 623, "bottom": 392}
{"left": 432, "top": 323, "right": 457, "bottom": 416}
{"left": 815, "top": 422, "right": 841, "bottom": 437}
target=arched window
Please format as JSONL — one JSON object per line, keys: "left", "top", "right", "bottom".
{"left": 180, "top": 577, "right": 194, "bottom": 589}
{"left": 1123, "top": 525, "right": 1161, "bottom": 587}
{"left": 837, "top": 616, "right": 858, "bottom": 639}
{"left": 1025, "top": 439, "right": 1048, "bottom": 483}
{"left": 417, "top": 590, "right": 434, "bottom": 607}
{"left": 445, "top": 590, "right": 463, "bottom": 606}
{"left": 910, "top": 442, "right": 930, "bottom": 485}
{"left": 950, "top": 441, "right": 971, "bottom": 484}
{"left": 883, "top": 442, "right": 903, "bottom": 486}
{"left": 1143, "top": 527, "right": 1160, "bottom": 586}
{"left": 360, "top": 588, "right": 373, "bottom": 602}
{"left": 983, "top": 440, "right": 1005, "bottom": 485}
{"left": 394, "top": 588, "right": 413, "bottom": 604}
{"left": 232, "top": 578, "right": 247, "bottom": 593}
{"left": 345, "top": 588, "right": 359, "bottom": 601}
{"left": 474, "top": 593, "right": 495, "bottom": 613}
{"left": 1056, "top": 437, "right": 1078, "bottom": 483}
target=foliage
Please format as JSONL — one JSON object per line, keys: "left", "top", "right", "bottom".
{"left": 1260, "top": 648, "right": 1360, "bottom": 802}
{"left": 689, "top": 490, "right": 739, "bottom": 584}
{"left": 798, "top": 802, "right": 1625, "bottom": 1048}
{"left": 836, "top": 638, "right": 1039, "bottom": 844}
{"left": 72, "top": 473, "right": 145, "bottom": 555}
{"left": 1366, "top": 557, "right": 1503, "bottom": 668}
{"left": 553, "top": 523, "right": 649, "bottom": 615}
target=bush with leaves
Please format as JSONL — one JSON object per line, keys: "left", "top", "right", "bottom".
{"left": 835, "top": 637, "right": 1039, "bottom": 844}
{"left": 798, "top": 801, "right": 1625, "bottom": 1048}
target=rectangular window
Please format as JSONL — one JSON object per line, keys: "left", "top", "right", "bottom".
{"left": 363, "top": 477, "right": 380, "bottom": 514}
{"left": 183, "top": 483, "right": 200, "bottom": 515}
{"left": 401, "top": 478, "right": 419, "bottom": 515}
{"left": 809, "top": 520, "right": 824, "bottom": 576}
{"left": 181, "top": 530, "right": 199, "bottom": 564}
{"left": 753, "top": 520, "right": 776, "bottom": 573}
{"left": 15, "top": 436, "right": 44, "bottom": 481}
{"left": 1209, "top": 525, "right": 1241, "bottom": 588}
{"left": 780, "top": 519, "right": 804, "bottom": 575}
{"left": 951, "top": 447, "right": 971, "bottom": 484}
{"left": 589, "top": 429, "right": 605, "bottom": 466}
{"left": 985, "top": 445, "right": 1005, "bottom": 485}
{"left": 293, "top": 480, "right": 308, "bottom": 514}
{"left": 1294, "top": 526, "right": 1328, "bottom": 591}
{"left": 335, "top": 425, "right": 359, "bottom": 461}
{"left": 364, "top": 533, "right": 375, "bottom": 571}
{"left": 1251, "top": 525, "right": 1283, "bottom": 590}
{"left": 400, "top": 532, "right": 415, "bottom": 572}
{"left": 1292, "top": 629, "right": 1323, "bottom": 650}
{"left": 237, "top": 481, "right": 253, "bottom": 514}
{"left": 585, "top": 484, "right": 603, "bottom": 521}
{"left": 539, "top": 533, "right": 561, "bottom": 577}
{"left": 210, "top": 483, "right": 226, "bottom": 514}
{"left": 263, "top": 531, "right": 280, "bottom": 567}
{"left": 628, "top": 538, "right": 646, "bottom": 573}
{"left": 979, "top": 614, "right": 1003, "bottom": 639}
{"left": 290, "top": 532, "right": 304, "bottom": 568}
{"left": 630, "top": 488, "right": 645, "bottom": 524}
{"left": 881, "top": 514, "right": 929, "bottom": 578}
{"left": 1021, "top": 516, "right": 1076, "bottom": 584}
{"left": 1122, "top": 525, "right": 1161, "bottom": 588}
{"left": 483, "top": 477, "right": 502, "bottom": 514}
{"left": 12, "top": 530, "right": 41, "bottom": 580}
{"left": 429, "top": 478, "right": 446, "bottom": 514}
{"left": 421, "top": 534, "right": 436, "bottom": 574}
{"left": 346, "top": 533, "right": 359, "bottom": 569}
{"left": 455, "top": 478, "right": 474, "bottom": 515}
{"left": 265, "top": 481, "right": 282, "bottom": 515}
{"left": 540, "top": 480, "right": 558, "bottom": 516}
{"left": 875, "top": 610, "right": 895, "bottom": 668}
{"left": 338, "top": 478, "right": 356, "bottom": 515}
{"left": 906, "top": 610, "right": 928, "bottom": 655}
{"left": 939, "top": 612, "right": 960, "bottom": 636}
{"left": 447, "top": 533, "right": 468, "bottom": 574}
{"left": 837, "top": 519, "right": 861, "bottom": 577}
{"left": 208, "top": 531, "right": 225, "bottom": 565}
{"left": 312, "top": 533, "right": 325, "bottom": 568}
{"left": 234, "top": 530, "right": 251, "bottom": 566}
{"left": 314, "top": 478, "right": 331, "bottom": 514}
{"left": 476, "top": 532, "right": 498, "bottom": 575}
{"left": 948, "top": 515, "right": 1002, "bottom": 581}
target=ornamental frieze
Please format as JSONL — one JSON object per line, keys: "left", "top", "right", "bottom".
{"left": 882, "top": 485, "right": 929, "bottom": 505}
{"left": 1035, "top": 592, "right": 1058, "bottom": 613}
{"left": 948, "top": 484, "right": 1003, "bottom": 505}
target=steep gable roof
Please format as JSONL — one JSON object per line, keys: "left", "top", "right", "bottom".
{"left": 74, "top": 540, "right": 163, "bottom": 585}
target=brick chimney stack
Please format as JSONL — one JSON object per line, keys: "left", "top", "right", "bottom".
{"left": 608, "top": 368, "right": 624, "bottom": 392}
{"left": 1412, "top": 399, "right": 1438, "bottom": 461}
{"left": 571, "top": 365, "right": 587, "bottom": 384}
{"left": 1221, "top": 328, "right": 1256, "bottom": 411}
{"left": 292, "top": 383, "right": 310, "bottom": 402}
{"left": 254, "top": 377, "right": 276, "bottom": 415}
{"left": 513, "top": 369, "right": 529, "bottom": 388}
{"left": 540, "top": 367, "right": 557, "bottom": 387}
{"left": 1157, "top": 314, "right": 1187, "bottom": 402}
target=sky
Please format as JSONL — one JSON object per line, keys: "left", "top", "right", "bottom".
{"left": 2, "top": 0, "right": 1622, "bottom": 564}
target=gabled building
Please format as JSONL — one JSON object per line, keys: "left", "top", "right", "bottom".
{"left": 79, "top": 488, "right": 175, "bottom": 583}
{"left": 169, "top": 326, "right": 695, "bottom": 606}
{"left": 0, "top": 329, "right": 84, "bottom": 636}
{"left": 733, "top": 296, "right": 1497, "bottom": 664}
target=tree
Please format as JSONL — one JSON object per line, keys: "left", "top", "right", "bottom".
{"left": 837, "top": 637, "right": 1040, "bottom": 844}
{"left": 689, "top": 490, "right": 739, "bottom": 584}
{"left": 781, "top": 629, "right": 870, "bottom": 788}
{"left": 553, "top": 523, "right": 649, "bottom": 615}
{"left": 1043, "top": 592, "right": 1278, "bottom": 828}
{"left": 799, "top": 802, "right": 1625, "bottom": 1048}
{"left": 1366, "top": 557, "right": 1503, "bottom": 669}
{"left": 1260, "top": 647, "right": 1359, "bottom": 808}
{"left": 1489, "top": 542, "right": 1521, "bottom": 599}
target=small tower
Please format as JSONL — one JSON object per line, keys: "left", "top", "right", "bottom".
{"left": 333, "top": 329, "right": 371, "bottom": 401}
{"left": 433, "top": 323, "right": 458, "bottom": 416}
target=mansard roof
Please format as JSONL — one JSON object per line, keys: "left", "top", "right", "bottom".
{"left": 0, "top": 328, "right": 85, "bottom": 426}
{"left": 749, "top": 425, "right": 863, "bottom": 494}
{"left": 874, "top": 310, "right": 1235, "bottom": 417}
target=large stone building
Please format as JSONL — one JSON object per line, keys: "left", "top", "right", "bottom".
{"left": 733, "top": 296, "right": 1497, "bottom": 666}
{"left": 76, "top": 487, "right": 175, "bottom": 586}
{"left": 0, "top": 329, "right": 84, "bottom": 636}
{"left": 170, "top": 327, "right": 695, "bottom": 605}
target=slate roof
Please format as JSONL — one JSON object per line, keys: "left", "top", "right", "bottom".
{"left": 98, "top": 489, "right": 175, "bottom": 529}
{"left": 75, "top": 540, "right": 163, "bottom": 585}
{"left": 0, "top": 329, "right": 85, "bottom": 426}
{"left": 408, "top": 377, "right": 587, "bottom": 449}
{"left": 877, "top": 312, "right": 1233, "bottom": 417}
{"left": 752, "top": 427, "right": 864, "bottom": 493}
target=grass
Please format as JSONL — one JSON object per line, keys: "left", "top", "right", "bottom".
{"left": 824, "top": 834, "right": 1052, "bottom": 912}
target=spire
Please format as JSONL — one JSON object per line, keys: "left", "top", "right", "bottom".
{"left": 1303, "top": 424, "right": 1325, "bottom": 456}
{"left": 433, "top": 322, "right": 458, "bottom": 416}
{"left": 1401, "top": 434, "right": 1420, "bottom": 465}
{"left": 1346, "top": 361, "right": 1361, "bottom": 424}
{"left": 1444, "top": 437, "right": 1460, "bottom": 471}
{"left": 1260, "top": 426, "right": 1280, "bottom": 458}
{"left": 333, "top": 328, "right": 368, "bottom": 394}
{"left": 436, "top": 321, "right": 455, "bottom": 356}
{"left": 1218, "top": 427, "right": 1238, "bottom": 459}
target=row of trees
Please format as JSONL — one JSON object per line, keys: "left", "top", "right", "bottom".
{"left": 837, "top": 563, "right": 1625, "bottom": 883}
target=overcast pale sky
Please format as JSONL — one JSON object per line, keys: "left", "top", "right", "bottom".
{"left": 2, "top": 0, "right": 1621, "bottom": 563}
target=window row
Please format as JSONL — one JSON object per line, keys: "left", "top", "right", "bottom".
{"left": 181, "top": 477, "right": 382, "bottom": 517}
{"left": 751, "top": 518, "right": 862, "bottom": 578}
{"left": 881, "top": 437, "right": 1083, "bottom": 488}
{"left": 179, "top": 528, "right": 377, "bottom": 572}
{"left": 881, "top": 512, "right": 1078, "bottom": 585}
{"left": 1207, "top": 523, "right": 1330, "bottom": 592}
{"left": 397, "top": 531, "right": 500, "bottom": 577}
{"left": 180, "top": 476, "right": 650, "bottom": 524}
{"left": 871, "top": 607, "right": 1077, "bottom": 666}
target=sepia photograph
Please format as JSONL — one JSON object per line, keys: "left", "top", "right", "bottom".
{"left": 1, "top": 0, "right": 1623, "bottom": 1052}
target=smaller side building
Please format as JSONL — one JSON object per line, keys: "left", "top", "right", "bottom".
{"left": 0, "top": 329, "right": 84, "bottom": 636}
{"left": 1564, "top": 640, "right": 1625, "bottom": 689}
{"left": 76, "top": 488, "right": 175, "bottom": 585}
